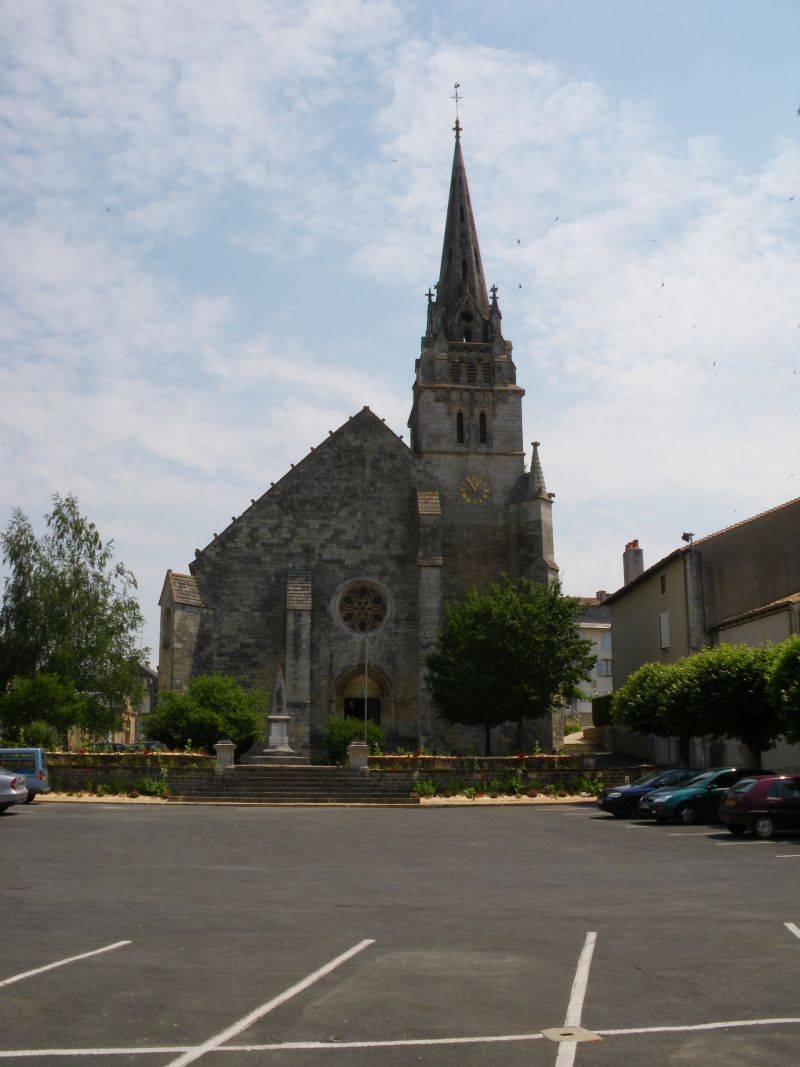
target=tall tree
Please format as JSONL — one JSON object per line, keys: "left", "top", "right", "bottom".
{"left": 425, "top": 578, "right": 594, "bottom": 754}
{"left": 0, "top": 494, "right": 146, "bottom": 737}
{"left": 767, "top": 636, "right": 800, "bottom": 745}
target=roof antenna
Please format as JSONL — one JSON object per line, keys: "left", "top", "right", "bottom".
{"left": 451, "top": 82, "right": 462, "bottom": 138}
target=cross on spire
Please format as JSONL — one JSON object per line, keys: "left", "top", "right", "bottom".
{"left": 451, "top": 82, "right": 462, "bottom": 138}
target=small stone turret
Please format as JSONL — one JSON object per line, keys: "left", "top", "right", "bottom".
{"left": 508, "top": 442, "right": 559, "bottom": 586}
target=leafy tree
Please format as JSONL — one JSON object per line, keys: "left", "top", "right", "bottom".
{"left": 615, "top": 643, "right": 786, "bottom": 766}
{"left": 677, "top": 643, "right": 781, "bottom": 767}
{"left": 425, "top": 578, "right": 595, "bottom": 754}
{"left": 0, "top": 673, "right": 80, "bottom": 744}
{"left": 0, "top": 494, "right": 146, "bottom": 734}
{"left": 145, "top": 674, "right": 264, "bottom": 753}
{"left": 768, "top": 636, "right": 800, "bottom": 744}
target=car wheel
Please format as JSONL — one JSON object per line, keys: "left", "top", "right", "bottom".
{"left": 0, "top": 803, "right": 10, "bottom": 814}
{"left": 753, "top": 816, "right": 775, "bottom": 840}
{"left": 24, "top": 793, "right": 36, "bottom": 804}
{"left": 676, "top": 803, "right": 697, "bottom": 826}
{"left": 727, "top": 824, "right": 747, "bottom": 836}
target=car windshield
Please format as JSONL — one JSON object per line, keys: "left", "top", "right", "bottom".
{"left": 632, "top": 771, "right": 663, "bottom": 786}
{"left": 728, "top": 779, "right": 759, "bottom": 796}
{"left": 683, "top": 772, "right": 715, "bottom": 788}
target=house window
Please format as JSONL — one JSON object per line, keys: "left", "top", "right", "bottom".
{"left": 601, "top": 633, "right": 612, "bottom": 651}
{"left": 659, "top": 573, "right": 667, "bottom": 596}
{"left": 658, "top": 610, "right": 670, "bottom": 650}
{"left": 466, "top": 362, "right": 477, "bottom": 384}
{"left": 479, "top": 412, "right": 487, "bottom": 444}
{"left": 598, "top": 659, "right": 613, "bottom": 677}
{"left": 451, "top": 360, "right": 462, "bottom": 383}
{"left": 460, "top": 311, "right": 473, "bottom": 342}
{"left": 482, "top": 363, "right": 493, "bottom": 385}
{"left": 456, "top": 412, "right": 464, "bottom": 444}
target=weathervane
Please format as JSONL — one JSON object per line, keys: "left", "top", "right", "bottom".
{"left": 451, "top": 82, "right": 462, "bottom": 138}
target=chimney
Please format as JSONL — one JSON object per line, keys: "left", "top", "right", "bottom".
{"left": 623, "top": 540, "right": 644, "bottom": 585}
{"left": 595, "top": 590, "right": 608, "bottom": 601}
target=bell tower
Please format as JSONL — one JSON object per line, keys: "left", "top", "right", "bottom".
{"left": 408, "top": 120, "right": 558, "bottom": 596}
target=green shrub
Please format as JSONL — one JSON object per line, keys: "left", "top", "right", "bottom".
{"left": 564, "top": 717, "right": 582, "bottom": 735}
{"left": 462, "top": 786, "right": 477, "bottom": 799}
{"left": 323, "top": 716, "right": 383, "bottom": 764}
{"left": 591, "top": 694, "right": 613, "bottom": 727}
{"left": 412, "top": 776, "right": 438, "bottom": 798}
{"left": 20, "top": 721, "right": 60, "bottom": 749}
{"left": 132, "top": 775, "right": 170, "bottom": 798}
{"left": 145, "top": 674, "right": 264, "bottom": 754}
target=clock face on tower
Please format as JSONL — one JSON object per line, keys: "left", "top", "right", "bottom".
{"left": 459, "top": 475, "right": 490, "bottom": 505}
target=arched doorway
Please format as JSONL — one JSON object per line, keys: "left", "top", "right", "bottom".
{"left": 335, "top": 664, "right": 390, "bottom": 725}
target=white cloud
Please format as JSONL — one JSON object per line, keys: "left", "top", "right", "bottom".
{"left": 1, "top": 4, "right": 799, "bottom": 650}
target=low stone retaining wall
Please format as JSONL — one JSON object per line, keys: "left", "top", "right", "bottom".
{"left": 45, "top": 752, "right": 214, "bottom": 793}
{"left": 368, "top": 755, "right": 653, "bottom": 794}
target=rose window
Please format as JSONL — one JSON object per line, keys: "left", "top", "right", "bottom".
{"left": 337, "top": 585, "right": 388, "bottom": 634}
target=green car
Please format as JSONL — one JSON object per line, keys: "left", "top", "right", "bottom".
{"left": 639, "top": 766, "right": 771, "bottom": 825}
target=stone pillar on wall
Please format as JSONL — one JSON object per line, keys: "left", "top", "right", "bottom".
{"left": 416, "top": 489, "right": 444, "bottom": 747}
{"left": 285, "top": 568, "right": 312, "bottom": 755}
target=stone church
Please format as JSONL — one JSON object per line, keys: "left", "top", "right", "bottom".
{"left": 158, "top": 122, "right": 559, "bottom": 756}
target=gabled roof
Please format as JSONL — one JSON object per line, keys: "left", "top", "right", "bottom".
{"left": 161, "top": 570, "right": 204, "bottom": 607}
{"left": 191, "top": 407, "right": 412, "bottom": 564}
{"left": 604, "top": 495, "right": 800, "bottom": 605}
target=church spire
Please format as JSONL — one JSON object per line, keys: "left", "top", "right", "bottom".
{"left": 435, "top": 122, "right": 490, "bottom": 324}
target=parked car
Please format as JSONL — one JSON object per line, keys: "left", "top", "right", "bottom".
{"left": 597, "top": 768, "right": 700, "bottom": 817}
{"left": 128, "top": 740, "right": 168, "bottom": 752}
{"left": 0, "top": 748, "right": 50, "bottom": 802}
{"left": 719, "top": 775, "right": 800, "bottom": 838}
{"left": 0, "top": 765, "right": 29, "bottom": 813}
{"left": 639, "top": 766, "right": 774, "bottom": 825}
{"left": 90, "top": 742, "right": 128, "bottom": 753}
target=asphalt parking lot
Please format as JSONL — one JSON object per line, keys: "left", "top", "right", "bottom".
{"left": 2, "top": 802, "right": 799, "bottom": 1066}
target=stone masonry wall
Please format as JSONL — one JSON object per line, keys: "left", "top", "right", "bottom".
{"left": 186, "top": 410, "right": 422, "bottom": 753}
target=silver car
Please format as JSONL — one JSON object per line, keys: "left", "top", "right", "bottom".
{"left": 0, "top": 765, "right": 29, "bottom": 813}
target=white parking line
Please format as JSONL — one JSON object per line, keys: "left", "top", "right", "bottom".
{"left": 3, "top": 1018, "right": 800, "bottom": 1058}
{"left": 0, "top": 941, "right": 131, "bottom": 990}
{"left": 776, "top": 854, "right": 800, "bottom": 859}
{"left": 785, "top": 922, "right": 800, "bottom": 940}
{"left": 555, "top": 932, "right": 597, "bottom": 1067}
{"left": 164, "top": 939, "right": 374, "bottom": 1067}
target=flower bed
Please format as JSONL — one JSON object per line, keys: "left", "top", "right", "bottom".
{"left": 367, "top": 755, "right": 653, "bottom": 799}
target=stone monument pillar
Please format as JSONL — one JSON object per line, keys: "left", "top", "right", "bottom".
{"left": 249, "top": 667, "right": 309, "bottom": 765}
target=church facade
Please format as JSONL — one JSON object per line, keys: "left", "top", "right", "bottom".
{"left": 157, "top": 123, "right": 559, "bottom": 756}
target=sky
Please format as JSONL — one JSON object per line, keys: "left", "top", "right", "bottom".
{"left": 1, "top": 0, "right": 799, "bottom": 662}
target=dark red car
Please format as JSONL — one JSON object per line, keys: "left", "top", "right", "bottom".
{"left": 719, "top": 775, "right": 800, "bottom": 838}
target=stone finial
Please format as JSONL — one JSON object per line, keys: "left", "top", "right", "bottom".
{"left": 530, "top": 441, "right": 548, "bottom": 496}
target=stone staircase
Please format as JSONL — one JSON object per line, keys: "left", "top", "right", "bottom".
{"left": 167, "top": 764, "right": 419, "bottom": 805}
